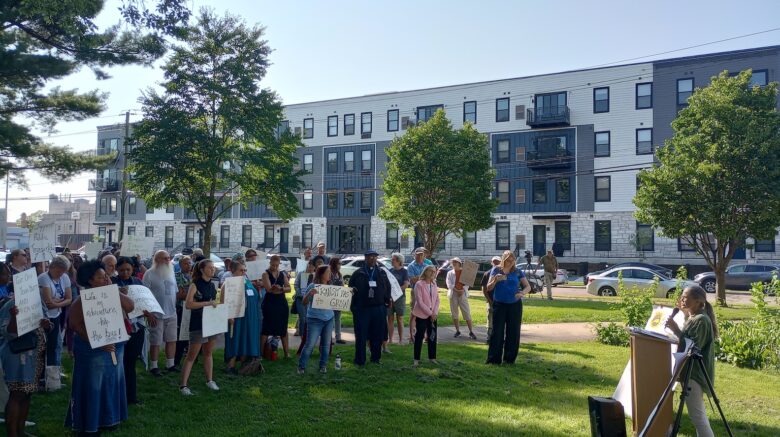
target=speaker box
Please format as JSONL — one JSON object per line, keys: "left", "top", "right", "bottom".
{"left": 588, "top": 396, "right": 627, "bottom": 437}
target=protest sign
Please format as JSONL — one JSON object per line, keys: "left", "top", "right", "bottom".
{"left": 179, "top": 307, "right": 191, "bottom": 341}
{"left": 30, "top": 222, "right": 57, "bottom": 263}
{"left": 245, "top": 255, "right": 268, "bottom": 281}
{"left": 223, "top": 276, "right": 246, "bottom": 319}
{"left": 126, "top": 285, "right": 164, "bottom": 319}
{"left": 312, "top": 285, "right": 353, "bottom": 311}
{"left": 80, "top": 285, "right": 129, "bottom": 349}
{"left": 12, "top": 268, "right": 43, "bottom": 336}
{"left": 120, "top": 235, "right": 156, "bottom": 259}
{"left": 202, "top": 303, "right": 229, "bottom": 337}
{"left": 84, "top": 242, "right": 103, "bottom": 260}
{"left": 459, "top": 260, "right": 479, "bottom": 288}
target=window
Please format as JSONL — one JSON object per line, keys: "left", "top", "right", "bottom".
{"left": 595, "top": 176, "right": 611, "bottom": 202}
{"left": 635, "top": 223, "right": 654, "bottom": 251}
{"left": 593, "top": 87, "right": 609, "bottom": 113}
{"left": 303, "top": 118, "right": 314, "bottom": 138}
{"left": 636, "top": 83, "right": 652, "bottom": 109}
{"left": 145, "top": 226, "right": 154, "bottom": 238}
{"left": 594, "top": 221, "right": 611, "bottom": 251}
{"left": 361, "top": 150, "right": 372, "bottom": 171}
{"left": 750, "top": 70, "right": 768, "bottom": 87}
{"left": 264, "top": 225, "right": 274, "bottom": 249}
{"left": 127, "top": 226, "right": 136, "bottom": 236}
{"left": 219, "top": 225, "right": 230, "bottom": 248}
{"left": 636, "top": 128, "right": 653, "bottom": 155}
{"left": 556, "top": 178, "right": 570, "bottom": 203}
{"left": 678, "top": 238, "right": 696, "bottom": 252}
{"left": 166, "top": 205, "right": 174, "bottom": 213}
{"left": 165, "top": 226, "right": 174, "bottom": 248}
{"left": 344, "top": 114, "right": 355, "bottom": 135}
{"left": 497, "top": 140, "right": 510, "bottom": 163}
{"left": 387, "top": 109, "right": 399, "bottom": 131}
{"left": 146, "top": 204, "right": 154, "bottom": 213}
{"left": 327, "top": 115, "right": 338, "bottom": 137}
{"left": 242, "top": 225, "right": 252, "bottom": 247}
{"left": 344, "top": 151, "right": 354, "bottom": 172}
{"left": 302, "top": 224, "right": 313, "bottom": 250}
{"left": 109, "top": 197, "right": 117, "bottom": 214}
{"left": 98, "top": 227, "right": 106, "bottom": 240}
{"left": 327, "top": 152, "right": 338, "bottom": 173}
{"left": 417, "top": 105, "right": 443, "bottom": 123}
{"left": 302, "top": 190, "right": 313, "bottom": 209}
{"left": 496, "top": 222, "right": 510, "bottom": 250}
{"left": 360, "top": 190, "right": 371, "bottom": 212}
{"left": 463, "top": 101, "right": 477, "bottom": 124}
{"left": 361, "top": 112, "right": 372, "bottom": 136}
{"left": 595, "top": 131, "right": 610, "bottom": 157}
{"left": 555, "top": 221, "right": 571, "bottom": 251}
{"left": 385, "top": 223, "right": 399, "bottom": 249}
{"left": 99, "top": 198, "right": 107, "bottom": 215}
{"left": 344, "top": 191, "right": 354, "bottom": 208}
{"left": 533, "top": 180, "right": 547, "bottom": 203}
{"left": 276, "top": 120, "right": 290, "bottom": 138}
{"left": 128, "top": 197, "right": 136, "bottom": 214}
{"left": 515, "top": 188, "right": 526, "bottom": 204}
{"left": 497, "top": 181, "right": 510, "bottom": 204}
{"left": 755, "top": 238, "right": 775, "bottom": 252}
{"left": 185, "top": 226, "right": 195, "bottom": 247}
{"left": 515, "top": 147, "right": 525, "bottom": 162}
{"left": 677, "top": 78, "right": 693, "bottom": 106}
{"left": 496, "top": 98, "right": 510, "bottom": 122}
{"left": 327, "top": 192, "right": 338, "bottom": 209}
{"left": 303, "top": 154, "right": 313, "bottom": 172}
{"left": 462, "top": 231, "right": 477, "bottom": 250}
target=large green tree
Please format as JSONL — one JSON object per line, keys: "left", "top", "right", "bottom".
{"left": 0, "top": 0, "right": 190, "bottom": 185}
{"left": 379, "top": 109, "right": 497, "bottom": 254}
{"left": 635, "top": 70, "right": 780, "bottom": 306}
{"left": 127, "top": 10, "right": 304, "bottom": 256}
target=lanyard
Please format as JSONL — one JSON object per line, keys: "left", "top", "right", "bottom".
{"left": 364, "top": 266, "right": 376, "bottom": 282}
{"left": 49, "top": 273, "right": 64, "bottom": 299}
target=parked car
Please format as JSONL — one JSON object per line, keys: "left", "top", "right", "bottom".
{"left": 172, "top": 252, "right": 226, "bottom": 275}
{"left": 584, "top": 262, "right": 673, "bottom": 284}
{"left": 516, "top": 262, "right": 568, "bottom": 286}
{"left": 586, "top": 266, "right": 696, "bottom": 298}
{"left": 694, "top": 263, "right": 780, "bottom": 293}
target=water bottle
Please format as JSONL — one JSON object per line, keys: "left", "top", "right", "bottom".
{"left": 335, "top": 353, "right": 342, "bottom": 370}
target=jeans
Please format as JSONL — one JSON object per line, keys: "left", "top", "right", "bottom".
{"left": 124, "top": 326, "right": 145, "bottom": 403}
{"left": 298, "top": 317, "right": 334, "bottom": 370}
{"left": 295, "top": 297, "right": 308, "bottom": 331}
{"left": 487, "top": 300, "right": 523, "bottom": 364}
{"left": 413, "top": 317, "right": 437, "bottom": 360}
{"left": 334, "top": 310, "right": 342, "bottom": 340}
{"left": 353, "top": 306, "right": 386, "bottom": 365}
{"left": 685, "top": 380, "right": 715, "bottom": 437}
{"left": 46, "top": 316, "right": 62, "bottom": 366}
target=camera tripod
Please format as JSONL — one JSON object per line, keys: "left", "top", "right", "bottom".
{"left": 639, "top": 346, "right": 732, "bottom": 437}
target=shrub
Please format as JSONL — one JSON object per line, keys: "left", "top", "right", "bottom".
{"left": 594, "top": 322, "right": 629, "bottom": 346}
{"left": 594, "top": 272, "right": 655, "bottom": 346}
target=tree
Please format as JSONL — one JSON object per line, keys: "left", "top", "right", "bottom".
{"left": 635, "top": 70, "right": 780, "bottom": 306}
{"left": 379, "top": 110, "right": 497, "bottom": 255}
{"left": 0, "top": 0, "right": 190, "bottom": 185}
{"left": 16, "top": 210, "right": 46, "bottom": 232}
{"left": 127, "top": 10, "right": 304, "bottom": 257}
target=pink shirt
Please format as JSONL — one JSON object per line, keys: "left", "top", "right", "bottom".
{"left": 412, "top": 280, "right": 440, "bottom": 319}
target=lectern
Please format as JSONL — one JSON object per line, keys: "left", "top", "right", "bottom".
{"left": 630, "top": 331, "right": 675, "bottom": 436}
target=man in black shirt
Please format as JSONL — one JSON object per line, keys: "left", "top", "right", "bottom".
{"left": 349, "top": 249, "right": 391, "bottom": 366}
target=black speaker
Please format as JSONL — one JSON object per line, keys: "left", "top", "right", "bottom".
{"left": 588, "top": 396, "right": 627, "bottom": 437}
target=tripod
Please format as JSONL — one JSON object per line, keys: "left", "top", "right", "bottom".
{"left": 639, "top": 346, "right": 732, "bottom": 437}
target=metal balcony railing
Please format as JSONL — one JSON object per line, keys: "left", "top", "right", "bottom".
{"left": 88, "top": 178, "right": 118, "bottom": 191}
{"left": 526, "top": 148, "right": 574, "bottom": 169}
{"left": 526, "top": 106, "right": 570, "bottom": 127}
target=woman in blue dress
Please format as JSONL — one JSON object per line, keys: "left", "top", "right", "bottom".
{"left": 66, "top": 260, "right": 135, "bottom": 434}
{"left": 224, "top": 261, "right": 262, "bottom": 374}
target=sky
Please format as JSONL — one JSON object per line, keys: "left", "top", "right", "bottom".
{"left": 7, "top": 0, "right": 780, "bottom": 222}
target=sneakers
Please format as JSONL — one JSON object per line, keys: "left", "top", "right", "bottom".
{"left": 429, "top": 359, "right": 439, "bottom": 365}
{"left": 454, "top": 331, "right": 461, "bottom": 338}
{"left": 413, "top": 360, "right": 420, "bottom": 368}
{"left": 382, "top": 348, "right": 392, "bottom": 354}
{"left": 319, "top": 367, "right": 327, "bottom": 374}
{"left": 297, "top": 368, "right": 305, "bottom": 375}
{"left": 166, "top": 366, "right": 181, "bottom": 373}
{"left": 335, "top": 339, "right": 347, "bottom": 344}
{"left": 180, "top": 386, "right": 193, "bottom": 396}
{"left": 468, "top": 332, "right": 477, "bottom": 340}
{"left": 150, "top": 368, "right": 162, "bottom": 377}
{"left": 206, "top": 380, "right": 219, "bottom": 391}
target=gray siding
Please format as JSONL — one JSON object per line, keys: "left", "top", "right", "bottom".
{"left": 577, "top": 124, "right": 595, "bottom": 212}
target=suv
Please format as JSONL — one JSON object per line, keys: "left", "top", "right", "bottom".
{"left": 694, "top": 263, "right": 780, "bottom": 293}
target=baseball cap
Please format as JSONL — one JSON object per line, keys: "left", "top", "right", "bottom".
{"left": 414, "top": 247, "right": 426, "bottom": 255}
{"left": 491, "top": 256, "right": 501, "bottom": 263}
{"left": 364, "top": 249, "right": 379, "bottom": 256}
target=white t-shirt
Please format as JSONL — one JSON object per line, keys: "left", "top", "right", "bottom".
{"left": 38, "top": 272, "right": 71, "bottom": 319}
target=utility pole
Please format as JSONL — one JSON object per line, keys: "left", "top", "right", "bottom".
{"left": 2, "top": 172, "right": 9, "bottom": 249}
{"left": 118, "top": 111, "right": 130, "bottom": 242}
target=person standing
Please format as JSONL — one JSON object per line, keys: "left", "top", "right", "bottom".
{"left": 293, "top": 259, "right": 315, "bottom": 338}
{"left": 446, "top": 258, "right": 476, "bottom": 340}
{"left": 328, "top": 257, "right": 346, "bottom": 344}
{"left": 406, "top": 248, "right": 428, "bottom": 341}
{"left": 297, "top": 266, "right": 335, "bottom": 374}
{"left": 539, "top": 249, "right": 558, "bottom": 300}
{"left": 485, "top": 251, "right": 530, "bottom": 365}
{"left": 412, "top": 266, "right": 440, "bottom": 367}
{"left": 260, "top": 255, "right": 292, "bottom": 359}
{"left": 481, "top": 256, "right": 501, "bottom": 344}
{"left": 143, "top": 250, "right": 179, "bottom": 375}
{"left": 386, "top": 253, "right": 409, "bottom": 346}
{"left": 224, "top": 261, "right": 261, "bottom": 375}
{"left": 38, "top": 255, "right": 72, "bottom": 391}
{"left": 348, "top": 249, "right": 391, "bottom": 366}
{"left": 7, "top": 250, "right": 27, "bottom": 276}
{"left": 174, "top": 256, "right": 193, "bottom": 369}
{"left": 315, "top": 242, "right": 330, "bottom": 265}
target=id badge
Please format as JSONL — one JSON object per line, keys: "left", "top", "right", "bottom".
{"left": 246, "top": 288, "right": 254, "bottom": 297}
{"left": 368, "top": 288, "right": 375, "bottom": 299}
{"left": 368, "top": 281, "right": 377, "bottom": 287}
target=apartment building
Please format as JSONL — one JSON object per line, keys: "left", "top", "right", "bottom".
{"left": 91, "top": 45, "right": 780, "bottom": 265}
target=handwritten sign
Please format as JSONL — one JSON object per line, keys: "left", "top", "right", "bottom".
{"left": 312, "top": 285, "right": 353, "bottom": 311}
{"left": 84, "top": 242, "right": 103, "bottom": 260}
{"left": 245, "top": 257, "right": 268, "bottom": 281}
{"left": 459, "top": 260, "right": 479, "bottom": 288}
{"left": 223, "top": 276, "right": 246, "bottom": 319}
{"left": 80, "top": 285, "right": 129, "bottom": 348}
{"left": 202, "top": 303, "right": 228, "bottom": 337}
{"left": 31, "top": 223, "right": 56, "bottom": 263}
{"left": 126, "top": 285, "right": 164, "bottom": 319}
{"left": 179, "top": 307, "right": 191, "bottom": 341}
{"left": 13, "top": 268, "right": 43, "bottom": 336}
{"left": 120, "top": 235, "right": 156, "bottom": 259}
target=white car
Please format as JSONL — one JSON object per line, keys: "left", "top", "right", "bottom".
{"left": 266, "top": 253, "right": 292, "bottom": 272}
{"left": 586, "top": 266, "right": 696, "bottom": 298}
{"left": 338, "top": 256, "right": 392, "bottom": 282}
{"left": 516, "top": 262, "right": 568, "bottom": 285}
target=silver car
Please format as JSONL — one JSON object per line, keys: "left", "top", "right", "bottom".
{"left": 694, "top": 263, "right": 780, "bottom": 293}
{"left": 586, "top": 266, "right": 695, "bottom": 298}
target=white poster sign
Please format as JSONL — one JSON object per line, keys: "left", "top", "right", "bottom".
{"left": 179, "top": 307, "right": 191, "bottom": 341}
{"left": 202, "top": 303, "right": 229, "bottom": 337}
{"left": 85, "top": 242, "right": 104, "bottom": 260}
{"left": 382, "top": 267, "right": 403, "bottom": 302}
{"left": 459, "top": 260, "right": 479, "bottom": 288}
{"left": 245, "top": 258, "right": 267, "bottom": 281}
{"left": 30, "top": 223, "right": 57, "bottom": 263}
{"left": 126, "top": 285, "right": 164, "bottom": 319}
{"left": 312, "top": 285, "right": 353, "bottom": 311}
{"left": 223, "top": 276, "right": 246, "bottom": 319}
{"left": 120, "top": 236, "right": 156, "bottom": 259}
{"left": 80, "top": 284, "right": 129, "bottom": 348}
{"left": 13, "top": 268, "right": 43, "bottom": 336}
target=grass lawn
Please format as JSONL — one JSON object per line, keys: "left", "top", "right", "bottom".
{"left": 30, "top": 342, "right": 780, "bottom": 436}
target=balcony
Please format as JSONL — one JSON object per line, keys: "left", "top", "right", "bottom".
{"left": 96, "top": 147, "right": 118, "bottom": 156}
{"left": 526, "top": 139, "right": 574, "bottom": 169}
{"left": 88, "top": 178, "right": 118, "bottom": 191}
{"left": 526, "top": 106, "right": 570, "bottom": 128}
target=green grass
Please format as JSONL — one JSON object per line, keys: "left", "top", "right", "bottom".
{"left": 30, "top": 342, "right": 780, "bottom": 436}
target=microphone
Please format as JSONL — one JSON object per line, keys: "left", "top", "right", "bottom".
{"left": 670, "top": 307, "right": 680, "bottom": 318}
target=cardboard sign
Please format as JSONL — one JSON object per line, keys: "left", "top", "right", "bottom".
{"left": 80, "top": 285, "right": 129, "bottom": 348}
{"left": 12, "top": 268, "right": 43, "bottom": 336}
{"left": 311, "top": 285, "right": 353, "bottom": 311}
{"left": 179, "top": 307, "right": 191, "bottom": 341}
{"left": 202, "top": 303, "right": 229, "bottom": 337}
{"left": 223, "top": 276, "right": 246, "bottom": 319}
{"left": 30, "top": 223, "right": 57, "bottom": 263}
{"left": 120, "top": 236, "right": 156, "bottom": 259}
{"left": 84, "top": 242, "right": 104, "bottom": 260}
{"left": 126, "top": 285, "right": 164, "bottom": 319}
{"left": 459, "top": 260, "right": 479, "bottom": 288}
{"left": 245, "top": 257, "right": 268, "bottom": 281}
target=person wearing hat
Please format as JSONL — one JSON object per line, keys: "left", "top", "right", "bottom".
{"left": 315, "top": 242, "right": 330, "bottom": 265}
{"left": 538, "top": 249, "right": 558, "bottom": 300}
{"left": 481, "top": 256, "right": 502, "bottom": 343}
{"left": 446, "top": 258, "right": 476, "bottom": 340}
{"left": 348, "top": 249, "right": 391, "bottom": 366}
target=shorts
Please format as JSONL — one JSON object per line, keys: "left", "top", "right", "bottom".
{"left": 449, "top": 291, "right": 472, "bottom": 321}
{"left": 188, "top": 330, "right": 218, "bottom": 345}
{"left": 390, "top": 295, "right": 406, "bottom": 316}
{"left": 149, "top": 316, "right": 178, "bottom": 346}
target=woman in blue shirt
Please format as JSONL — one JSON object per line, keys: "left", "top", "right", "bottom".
{"left": 297, "top": 265, "right": 335, "bottom": 374}
{"left": 485, "top": 251, "right": 530, "bottom": 365}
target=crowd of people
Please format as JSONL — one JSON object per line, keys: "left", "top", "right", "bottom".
{"left": 0, "top": 242, "right": 717, "bottom": 436}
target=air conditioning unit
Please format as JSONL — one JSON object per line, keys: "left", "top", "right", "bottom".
{"left": 515, "top": 105, "right": 525, "bottom": 120}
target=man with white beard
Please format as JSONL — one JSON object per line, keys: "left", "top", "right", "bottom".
{"left": 143, "top": 250, "right": 180, "bottom": 375}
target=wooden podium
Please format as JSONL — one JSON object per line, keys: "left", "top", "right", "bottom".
{"left": 630, "top": 331, "right": 675, "bottom": 436}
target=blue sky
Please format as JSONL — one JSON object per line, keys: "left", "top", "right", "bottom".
{"left": 9, "top": 0, "right": 780, "bottom": 221}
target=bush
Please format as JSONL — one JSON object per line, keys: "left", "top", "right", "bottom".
{"left": 594, "top": 322, "right": 629, "bottom": 346}
{"left": 594, "top": 272, "right": 655, "bottom": 346}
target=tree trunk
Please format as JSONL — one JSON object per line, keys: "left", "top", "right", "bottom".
{"left": 714, "top": 263, "right": 728, "bottom": 307}
{"left": 202, "top": 220, "right": 213, "bottom": 258}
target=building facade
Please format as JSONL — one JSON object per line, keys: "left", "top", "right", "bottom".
{"left": 91, "top": 45, "right": 780, "bottom": 266}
